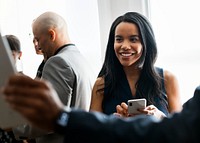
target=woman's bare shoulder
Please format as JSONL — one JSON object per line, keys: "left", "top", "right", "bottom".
{"left": 94, "top": 77, "right": 105, "bottom": 87}
{"left": 163, "top": 70, "right": 177, "bottom": 82}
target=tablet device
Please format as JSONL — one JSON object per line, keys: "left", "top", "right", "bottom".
{"left": 128, "top": 98, "right": 146, "bottom": 114}
{"left": 0, "top": 32, "right": 26, "bottom": 129}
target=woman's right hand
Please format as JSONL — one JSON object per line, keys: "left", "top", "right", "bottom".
{"left": 114, "top": 102, "right": 132, "bottom": 117}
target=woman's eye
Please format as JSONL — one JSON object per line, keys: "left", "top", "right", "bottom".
{"left": 130, "top": 36, "right": 140, "bottom": 43}
{"left": 115, "top": 37, "right": 123, "bottom": 42}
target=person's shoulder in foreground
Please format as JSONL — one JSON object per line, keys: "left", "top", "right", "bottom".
{"left": 58, "top": 86, "right": 200, "bottom": 143}
{"left": 2, "top": 75, "right": 200, "bottom": 143}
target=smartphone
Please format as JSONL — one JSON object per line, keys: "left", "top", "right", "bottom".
{"left": 128, "top": 98, "right": 146, "bottom": 114}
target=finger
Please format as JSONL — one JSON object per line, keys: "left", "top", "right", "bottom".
{"left": 116, "top": 105, "right": 124, "bottom": 114}
{"left": 113, "top": 113, "right": 122, "bottom": 117}
{"left": 120, "top": 102, "right": 128, "bottom": 115}
{"left": 121, "top": 102, "right": 128, "bottom": 110}
{"left": 145, "top": 105, "right": 155, "bottom": 110}
{"left": 4, "top": 88, "right": 50, "bottom": 110}
{"left": 141, "top": 107, "right": 155, "bottom": 115}
{"left": 7, "top": 74, "right": 32, "bottom": 86}
{"left": 3, "top": 80, "right": 53, "bottom": 101}
{"left": 137, "top": 109, "right": 148, "bottom": 114}
{"left": 6, "top": 74, "right": 49, "bottom": 89}
{"left": 145, "top": 110, "right": 155, "bottom": 115}
{"left": 5, "top": 95, "right": 41, "bottom": 111}
{"left": 3, "top": 85, "right": 42, "bottom": 99}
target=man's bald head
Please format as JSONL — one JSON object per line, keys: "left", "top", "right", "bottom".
{"left": 32, "top": 11, "right": 71, "bottom": 59}
{"left": 32, "top": 11, "right": 68, "bottom": 35}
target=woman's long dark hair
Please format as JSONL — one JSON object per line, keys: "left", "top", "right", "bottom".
{"left": 98, "top": 12, "right": 163, "bottom": 104}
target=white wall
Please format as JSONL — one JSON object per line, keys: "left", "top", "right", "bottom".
{"left": 0, "top": 0, "right": 102, "bottom": 78}
{"left": 0, "top": 0, "right": 146, "bottom": 78}
{"left": 150, "top": 0, "right": 200, "bottom": 103}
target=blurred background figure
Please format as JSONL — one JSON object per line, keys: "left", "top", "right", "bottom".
{"left": 33, "top": 38, "right": 45, "bottom": 78}
{"left": 4, "top": 34, "right": 23, "bottom": 73}
{"left": 33, "top": 38, "right": 43, "bottom": 55}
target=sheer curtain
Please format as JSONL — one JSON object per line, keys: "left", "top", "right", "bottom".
{"left": 149, "top": 0, "right": 200, "bottom": 103}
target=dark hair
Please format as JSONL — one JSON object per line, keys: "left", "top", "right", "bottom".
{"left": 5, "top": 35, "right": 21, "bottom": 52}
{"left": 98, "top": 12, "right": 163, "bottom": 104}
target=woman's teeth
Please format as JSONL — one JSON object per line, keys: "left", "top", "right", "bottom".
{"left": 121, "top": 53, "right": 134, "bottom": 57}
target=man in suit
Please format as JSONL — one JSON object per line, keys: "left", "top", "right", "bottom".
{"left": 2, "top": 74, "right": 200, "bottom": 143}
{"left": 11, "top": 11, "right": 95, "bottom": 143}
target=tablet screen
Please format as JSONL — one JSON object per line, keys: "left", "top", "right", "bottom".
{"left": 0, "top": 32, "right": 26, "bottom": 129}
{"left": 0, "top": 33, "right": 16, "bottom": 87}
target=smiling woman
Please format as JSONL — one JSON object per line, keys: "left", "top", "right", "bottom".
{"left": 90, "top": 12, "right": 182, "bottom": 119}
{"left": 114, "top": 22, "right": 143, "bottom": 67}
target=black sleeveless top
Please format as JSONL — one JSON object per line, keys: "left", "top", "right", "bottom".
{"left": 102, "top": 67, "right": 169, "bottom": 116}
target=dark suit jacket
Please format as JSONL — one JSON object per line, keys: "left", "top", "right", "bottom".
{"left": 63, "top": 86, "right": 200, "bottom": 143}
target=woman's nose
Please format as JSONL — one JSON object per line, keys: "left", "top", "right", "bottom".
{"left": 121, "top": 41, "right": 131, "bottom": 50}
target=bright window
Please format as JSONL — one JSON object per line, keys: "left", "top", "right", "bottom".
{"left": 149, "top": 0, "right": 200, "bottom": 103}
{"left": 0, "top": 0, "right": 101, "bottom": 78}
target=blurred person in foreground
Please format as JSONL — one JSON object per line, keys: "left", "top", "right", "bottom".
{"left": 2, "top": 74, "right": 200, "bottom": 143}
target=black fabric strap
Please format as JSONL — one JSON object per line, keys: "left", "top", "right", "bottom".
{"left": 54, "top": 44, "right": 75, "bottom": 56}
